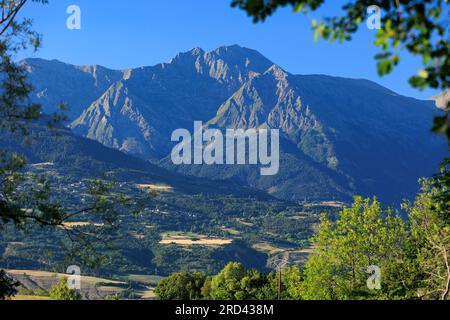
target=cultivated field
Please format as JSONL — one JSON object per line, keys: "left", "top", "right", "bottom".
{"left": 136, "top": 183, "right": 174, "bottom": 193}
{"left": 6, "top": 270, "right": 127, "bottom": 300}
{"left": 61, "top": 222, "right": 104, "bottom": 229}
{"left": 159, "top": 232, "right": 232, "bottom": 247}
{"left": 252, "top": 242, "right": 286, "bottom": 255}
{"left": 11, "top": 295, "right": 51, "bottom": 300}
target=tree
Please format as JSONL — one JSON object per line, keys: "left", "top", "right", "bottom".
{"left": 1, "top": 0, "right": 48, "bottom": 299}
{"left": 155, "top": 264, "right": 303, "bottom": 301}
{"left": 208, "top": 262, "right": 268, "bottom": 300}
{"left": 433, "top": 159, "right": 450, "bottom": 222}
{"left": 49, "top": 277, "right": 82, "bottom": 300}
{"left": 238, "top": 268, "right": 269, "bottom": 300}
{"left": 261, "top": 266, "right": 303, "bottom": 300}
{"left": 407, "top": 180, "right": 450, "bottom": 300}
{"left": 0, "top": 270, "right": 19, "bottom": 300}
{"left": 301, "top": 197, "right": 412, "bottom": 300}
{"left": 155, "top": 272, "right": 206, "bottom": 300}
{"left": 0, "top": 1, "right": 47, "bottom": 35}
{"left": 209, "top": 262, "right": 247, "bottom": 300}
{"left": 200, "top": 276, "right": 213, "bottom": 299}
{"left": 279, "top": 266, "right": 303, "bottom": 299}
{"left": 0, "top": 0, "right": 146, "bottom": 299}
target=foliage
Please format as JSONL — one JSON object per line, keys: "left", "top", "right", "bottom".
{"left": 48, "top": 277, "right": 82, "bottom": 300}
{"left": 300, "top": 197, "right": 411, "bottom": 300}
{"left": 104, "top": 293, "right": 121, "bottom": 300}
{"left": 433, "top": 159, "right": 450, "bottom": 222}
{"left": 299, "top": 185, "right": 449, "bottom": 300}
{"left": 206, "top": 262, "right": 267, "bottom": 300}
{"left": 407, "top": 180, "right": 450, "bottom": 300}
{"left": 0, "top": 270, "right": 19, "bottom": 300}
{"left": 0, "top": 0, "right": 47, "bottom": 299}
{"left": 261, "top": 266, "right": 303, "bottom": 300}
{"left": 154, "top": 263, "right": 304, "bottom": 301}
{"left": 155, "top": 272, "right": 206, "bottom": 300}
{"left": 17, "top": 287, "right": 48, "bottom": 297}
{"left": 0, "top": 0, "right": 147, "bottom": 299}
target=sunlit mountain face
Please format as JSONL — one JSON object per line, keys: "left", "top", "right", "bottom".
{"left": 22, "top": 45, "right": 447, "bottom": 204}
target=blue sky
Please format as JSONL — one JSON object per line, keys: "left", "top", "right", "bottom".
{"left": 17, "top": 0, "right": 437, "bottom": 100}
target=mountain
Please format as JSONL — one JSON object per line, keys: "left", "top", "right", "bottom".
{"left": 68, "top": 46, "right": 274, "bottom": 159}
{"left": 20, "top": 58, "right": 124, "bottom": 120}
{"left": 21, "top": 45, "right": 448, "bottom": 203}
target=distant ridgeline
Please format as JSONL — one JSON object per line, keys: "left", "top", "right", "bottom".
{"left": 21, "top": 45, "right": 447, "bottom": 204}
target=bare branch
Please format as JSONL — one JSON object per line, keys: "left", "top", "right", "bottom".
{"left": 0, "top": 0, "right": 28, "bottom": 36}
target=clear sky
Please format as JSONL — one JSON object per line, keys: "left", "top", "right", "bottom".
{"left": 17, "top": 0, "right": 438, "bottom": 100}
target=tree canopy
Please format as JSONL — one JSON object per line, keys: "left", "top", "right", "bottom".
{"left": 48, "top": 277, "right": 82, "bottom": 301}
{"left": 301, "top": 197, "right": 414, "bottom": 299}
{"left": 155, "top": 272, "right": 206, "bottom": 300}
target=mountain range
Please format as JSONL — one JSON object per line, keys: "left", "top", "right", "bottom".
{"left": 20, "top": 45, "right": 447, "bottom": 203}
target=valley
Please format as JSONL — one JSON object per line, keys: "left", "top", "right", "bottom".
{"left": 1, "top": 45, "right": 446, "bottom": 300}
{"left": 0, "top": 123, "right": 327, "bottom": 295}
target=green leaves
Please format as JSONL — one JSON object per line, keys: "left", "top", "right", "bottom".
{"left": 156, "top": 262, "right": 303, "bottom": 301}
{"left": 155, "top": 272, "right": 206, "bottom": 300}
{"left": 375, "top": 52, "right": 400, "bottom": 76}
{"left": 48, "top": 277, "right": 82, "bottom": 300}
{"left": 432, "top": 114, "right": 450, "bottom": 135}
{"left": 301, "top": 197, "right": 411, "bottom": 300}
{"left": 293, "top": 3, "right": 303, "bottom": 13}
{"left": 407, "top": 181, "right": 450, "bottom": 300}
{"left": 231, "top": 0, "right": 325, "bottom": 22}
{"left": 0, "top": 270, "right": 20, "bottom": 300}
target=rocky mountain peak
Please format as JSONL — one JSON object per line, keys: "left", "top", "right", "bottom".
{"left": 433, "top": 89, "right": 450, "bottom": 111}
{"left": 264, "top": 64, "right": 289, "bottom": 81}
